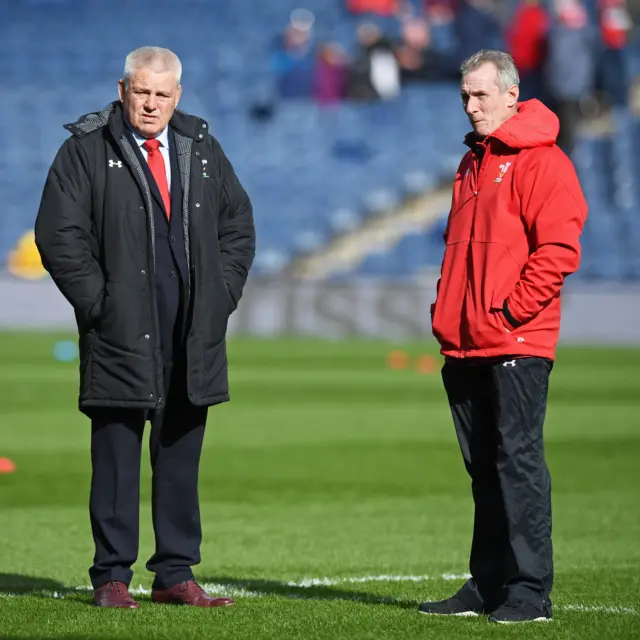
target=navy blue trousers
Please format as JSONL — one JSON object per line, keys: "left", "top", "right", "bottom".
{"left": 88, "top": 362, "right": 208, "bottom": 590}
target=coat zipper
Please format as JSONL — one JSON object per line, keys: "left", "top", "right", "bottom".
{"left": 117, "top": 135, "right": 163, "bottom": 408}
{"left": 461, "top": 143, "right": 491, "bottom": 358}
{"left": 179, "top": 149, "right": 192, "bottom": 304}
{"left": 117, "top": 136, "right": 157, "bottom": 269}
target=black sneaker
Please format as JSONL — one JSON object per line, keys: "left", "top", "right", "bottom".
{"left": 488, "top": 600, "right": 552, "bottom": 624}
{"left": 418, "top": 594, "right": 483, "bottom": 617}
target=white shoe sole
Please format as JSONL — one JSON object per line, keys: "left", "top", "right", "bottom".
{"left": 419, "top": 610, "right": 480, "bottom": 617}
{"left": 493, "top": 617, "right": 552, "bottom": 624}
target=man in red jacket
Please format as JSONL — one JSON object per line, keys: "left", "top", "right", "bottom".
{"left": 419, "top": 50, "right": 587, "bottom": 624}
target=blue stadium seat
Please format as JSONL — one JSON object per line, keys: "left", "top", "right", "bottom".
{"left": 0, "top": 0, "right": 638, "bottom": 283}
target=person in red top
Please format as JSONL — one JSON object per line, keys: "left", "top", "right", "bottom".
{"left": 346, "top": 0, "right": 400, "bottom": 15}
{"left": 507, "top": 0, "right": 549, "bottom": 73}
{"left": 419, "top": 50, "right": 587, "bottom": 624}
{"left": 505, "top": 0, "right": 549, "bottom": 100}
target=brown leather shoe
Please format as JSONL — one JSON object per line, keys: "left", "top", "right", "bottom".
{"left": 93, "top": 581, "right": 140, "bottom": 609}
{"left": 151, "top": 580, "right": 234, "bottom": 607}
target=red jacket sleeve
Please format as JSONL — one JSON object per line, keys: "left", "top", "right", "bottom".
{"left": 503, "top": 147, "right": 588, "bottom": 328}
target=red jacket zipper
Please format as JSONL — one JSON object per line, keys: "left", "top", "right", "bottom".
{"left": 461, "top": 142, "right": 493, "bottom": 358}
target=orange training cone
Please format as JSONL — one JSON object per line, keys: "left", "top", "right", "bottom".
{"left": 415, "top": 355, "right": 436, "bottom": 374}
{"left": 0, "top": 458, "right": 17, "bottom": 474}
{"left": 387, "top": 350, "right": 410, "bottom": 370}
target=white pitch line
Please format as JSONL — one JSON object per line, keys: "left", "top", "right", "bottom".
{"left": 560, "top": 604, "right": 638, "bottom": 615}
{"left": 65, "top": 575, "right": 470, "bottom": 599}
{"left": 130, "top": 585, "right": 263, "bottom": 598}
{"left": 0, "top": 574, "right": 637, "bottom": 617}
{"left": 65, "top": 573, "right": 470, "bottom": 594}
{"left": 289, "top": 573, "right": 471, "bottom": 587}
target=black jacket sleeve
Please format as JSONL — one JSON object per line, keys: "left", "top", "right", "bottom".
{"left": 213, "top": 137, "right": 255, "bottom": 309}
{"left": 34, "top": 136, "right": 105, "bottom": 327}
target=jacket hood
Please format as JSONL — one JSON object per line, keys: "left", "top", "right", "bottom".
{"left": 465, "top": 99, "right": 559, "bottom": 150}
{"left": 492, "top": 99, "right": 559, "bottom": 149}
{"left": 63, "top": 100, "right": 208, "bottom": 141}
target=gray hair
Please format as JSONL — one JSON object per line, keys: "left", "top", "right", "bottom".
{"left": 461, "top": 49, "right": 520, "bottom": 92}
{"left": 122, "top": 46, "right": 182, "bottom": 87}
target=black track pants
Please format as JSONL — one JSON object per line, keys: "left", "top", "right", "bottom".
{"left": 442, "top": 356, "right": 554, "bottom": 611}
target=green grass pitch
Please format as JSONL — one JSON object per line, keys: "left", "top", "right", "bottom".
{"left": 0, "top": 333, "right": 639, "bottom": 638}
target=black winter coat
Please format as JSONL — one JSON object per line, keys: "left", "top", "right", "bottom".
{"left": 35, "top": 101, "right": 255, "bottom": 413}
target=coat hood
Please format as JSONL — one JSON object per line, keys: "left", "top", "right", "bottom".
{"left": 63, "top": 100, "right": 209, "bottom": 141}
{"left": 492, "top": 99, "right": 560, "bottom": 149}
{"left": 465, "top": 99, "right": 560, "bottom": 150}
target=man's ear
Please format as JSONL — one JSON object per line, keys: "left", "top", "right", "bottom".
{"left": 507, "top": 84, "right": 520, "bottom": 108}
{"left": 118, "top": 79, "right": 125, "bottom": 102}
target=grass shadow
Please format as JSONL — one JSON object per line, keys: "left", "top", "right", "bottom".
{"left": 0, "top": 573, "right": 97, "bottom": 607}
{"left": 0, "top": 573, "right": 420, "bottom": 610}
{"left": 201, "top": 576, "right": 419, "bottom": 609}
{"left": 0, "top": 573, "right": 68, "bottom": 596}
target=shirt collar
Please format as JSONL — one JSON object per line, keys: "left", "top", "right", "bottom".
{"left": 127, "top": 120, "right": 170, "bottom": 150}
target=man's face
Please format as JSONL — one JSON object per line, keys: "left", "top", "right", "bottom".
{"left": 461, "top": 63, "right": 518, "bottom": 138}
{"left": 118, "top": 67, "right": 182, "bottom": 138}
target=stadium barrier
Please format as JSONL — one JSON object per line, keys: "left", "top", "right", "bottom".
{"left": 1, "top": 275, "right": 639, "bottom": 344}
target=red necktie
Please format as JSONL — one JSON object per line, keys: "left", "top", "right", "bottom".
{"left": 143, "top": 138, "right": 171, "bottom": 220}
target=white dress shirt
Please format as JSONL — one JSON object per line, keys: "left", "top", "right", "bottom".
{"left": 129, "top": 126, "right": 172, "bottom": 191}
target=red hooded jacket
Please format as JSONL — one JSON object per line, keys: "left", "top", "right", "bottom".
{"left": 431, "top": 100, "right": 588, "bottom": 361}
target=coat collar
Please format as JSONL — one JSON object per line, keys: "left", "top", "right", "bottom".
{"left": 63, "top": 100, "right": 210, "bottom": 142}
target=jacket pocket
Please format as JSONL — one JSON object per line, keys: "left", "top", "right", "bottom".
{"left": 79, "top": 331, "right": 95, "bottom": 403}
{"left": 464, "top": 242, "right": 521, "bottom": 350}
{"left": 90, "top": 334, "right": 154, "bottom": 402}
{"left": 431, "top": 240, "right": 468, "bottom": 351}
{"left": 222, "top": 280, "right": 237, "bottom": 314}
{"left": 487, "top": 245, "right": 526, "bottom": 333}
{"left": 97, "top": 281, "right": 147, "bottom": 352}
{"left": 199, "top": 336, "right": 229, "bottom": 401}
{"left": 87, "top": 289, "right": 106, "bottom": 326}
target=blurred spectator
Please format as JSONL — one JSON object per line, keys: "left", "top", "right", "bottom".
{"left": 423, "top": 0, "right": 459, "bottom": 10}
{"left": 270, "top": 21, "right": 315, "bottom": 99}
{"left": 454, "top": 0, "right": 504, "bottom": 65}
{"left": 424, "top": 1, "right": 459, "bottom": 55}
{"left": 395, "top": 17, "right": 459, "bottom": 82}
{"left": 597, "top": 0, "right": 632, "bottom": 108}
{"left": 506, "top": 0, "right": 550, "bottom": 101}
{"left": 314, "top": 43, "right": 349, "bottom": 105}
{"left": 543, "top": 0, "right": 596, "bottom": 155}
{"left": 347, "top": 22, "right": 401, "bottom": 101}
{"left": 347, "top": 0, "right": 402, "bottom": 15}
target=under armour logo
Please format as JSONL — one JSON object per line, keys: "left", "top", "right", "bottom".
{"left": 108, "top": 160, "right": 122, "bottom": 168}
{"left": 503, "top": 360, "right": 516, "bottom": 367}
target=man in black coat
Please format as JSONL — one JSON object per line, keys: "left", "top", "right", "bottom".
{"left": 35, "top": 46, "right": 255, "bottom": 609}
